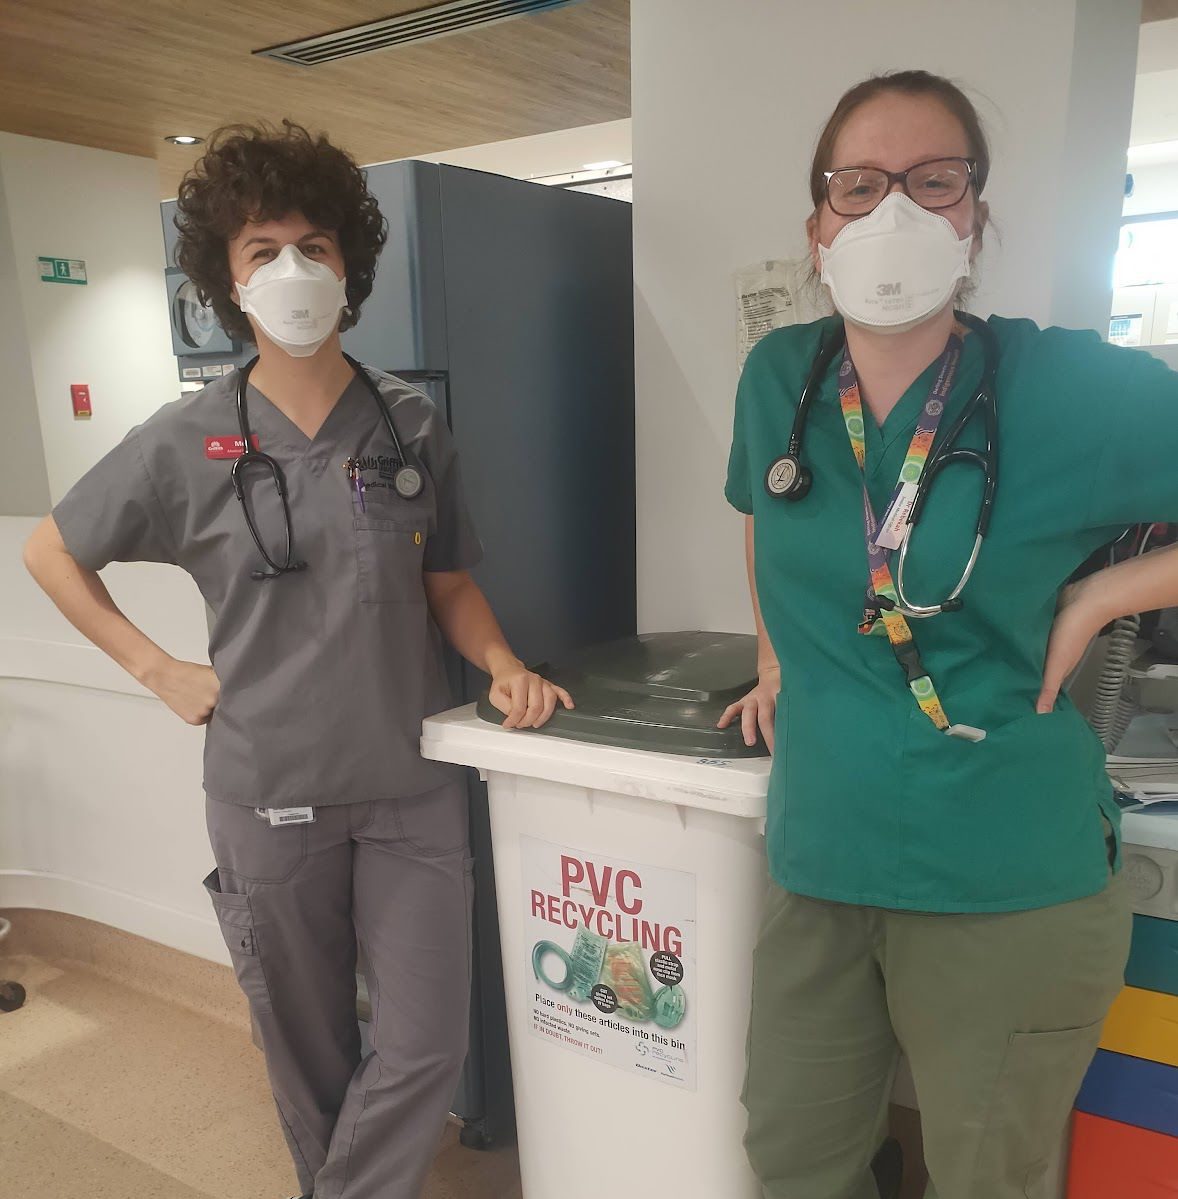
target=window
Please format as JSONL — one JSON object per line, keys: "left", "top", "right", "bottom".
{"left": 1109, "top": 312, "right": 1145, "bottom": 346}
{"left": 1115, "top": 215, "right": 1178, "bottom": 288}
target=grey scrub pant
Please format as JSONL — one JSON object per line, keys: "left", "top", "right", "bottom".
{"left": 203, "top": 782, "right": 473, "bottom": 1199}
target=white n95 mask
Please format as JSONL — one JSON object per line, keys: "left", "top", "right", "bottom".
{"left": 818, "top": 192, "right": 973, "bottom": 333}
{"left": 234, "top": 243, "right": 348, "bottom": 358}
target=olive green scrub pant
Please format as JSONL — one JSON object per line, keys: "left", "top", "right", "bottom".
{"left": 742, "top": 874, "right": 1131, "bottom": 1199}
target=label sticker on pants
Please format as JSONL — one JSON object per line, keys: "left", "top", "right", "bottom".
{"left": 523, "top": 835, "right": 696, "bottom": 1089}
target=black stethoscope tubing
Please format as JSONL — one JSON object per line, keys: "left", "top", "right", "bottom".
{"left": 765, "top": 310, "right": 1000, "bottom": 617}
{"left": 907, "top": 312, "right": 999, "bottom": 536}
{"left": 769, "top": 321, "right": 848, "bottom": 502}
{"left": 231, "top": 355, "right": 423, "bottom": 581}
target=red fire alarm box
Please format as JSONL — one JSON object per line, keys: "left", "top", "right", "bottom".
{"left": 71, "top": 384, "right": 92, "bottom": 419}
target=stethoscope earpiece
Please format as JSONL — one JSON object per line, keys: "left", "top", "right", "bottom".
{"left": 250, "top": 561, "right": 305, "bottom": 582}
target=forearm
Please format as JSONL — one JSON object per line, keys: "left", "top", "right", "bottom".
{"left": 746, "top": 517, "right": 779, "bottom": 676}
{"left": 425, "top": 571, "right": 520, "bottom": 676}
{"left": 23, "top": 517, "right": 168, "bottom": 686}
{"left": 1081, "top": 541, "right": 1178, "bottom": 625}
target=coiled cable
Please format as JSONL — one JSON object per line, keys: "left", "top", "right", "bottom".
{"left": 1091, "top": 615, "right": 1142, "bottom": 752}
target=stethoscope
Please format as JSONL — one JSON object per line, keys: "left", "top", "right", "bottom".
{"left": 765, "top": 310, "right": 999, "bottom": 618}
{"left": 232, "top": 354, "right": 424, "bottom": 581}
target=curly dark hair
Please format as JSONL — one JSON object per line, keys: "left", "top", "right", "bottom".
{"left": 175, "top": 120, "right": 388, "bottom": 344}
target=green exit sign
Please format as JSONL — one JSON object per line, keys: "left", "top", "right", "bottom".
{"left": 38, "top": 256, "right": 87, "bottom": 285}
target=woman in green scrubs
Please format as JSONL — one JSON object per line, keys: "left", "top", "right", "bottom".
{"left": 721, "top": 71, "right": 1178, "bottom": 1199}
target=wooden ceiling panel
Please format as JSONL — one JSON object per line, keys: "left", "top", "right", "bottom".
{"left": 0, "top": 0, "right": 630, "bottom": 196}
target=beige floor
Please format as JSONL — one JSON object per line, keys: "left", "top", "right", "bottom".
{"left": 0, "top": 911, "right": 936, "bottom": 1199}
{"left": 0, "top": 914, "right": 522, "bottom": 1199}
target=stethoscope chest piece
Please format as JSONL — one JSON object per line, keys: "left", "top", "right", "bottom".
{"left": 765, "top": 454, "right": 812, "bottom": 501}
{"left": 393, "top": 464, "right": 425, "bottom": 501}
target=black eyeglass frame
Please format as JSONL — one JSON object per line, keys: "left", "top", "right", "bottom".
{"left": 822, "top": 156, "right": 980, "bottom": 218}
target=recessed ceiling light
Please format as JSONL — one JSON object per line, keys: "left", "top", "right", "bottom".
{"left": 583, "top": 160, "right": 625, "bottom": 171}
{"left": 165, "top": 135, "right": 204, "bottom": 146}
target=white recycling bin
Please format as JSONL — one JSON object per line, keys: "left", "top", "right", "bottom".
{"left": 422, "top": 633, "right": 771, "bottom": 1199}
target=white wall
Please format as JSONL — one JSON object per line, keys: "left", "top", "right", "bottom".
{"left": 0, "top": 133, "right": 180, "bottom": 504}
{"left": 0, "top": 134, "right": 217, "bottom": 960}
{"left": 1109, "top": 15, "right": 1178, "bottom": 377}
{"left": 0, "top": 518, "right": 222, "bottom": 961}
{"left": 1138, "top": 14, "right": 1178, "bottom": 74}
{"left": 1049, "top": 3, "right": 1142, "bottom": 332}
{"left": 1131, "top": 15, "right": 1178, "bottom": 147}
{"left": 408, "top": 117, "right": 631, "bottom": 181}
{"left": 0, "top": 174, "right": 50, "bottom": 516}
{"left": 631, "top": 0, "right": 1143, "bottom": 634}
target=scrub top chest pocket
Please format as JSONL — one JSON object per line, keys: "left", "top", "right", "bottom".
{"left": 353, "top": 487, "right": 431, "bottom": 605}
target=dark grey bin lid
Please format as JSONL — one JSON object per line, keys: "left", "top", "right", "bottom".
{"left": 476, "top": 631, "right": 770, "bottom": 758}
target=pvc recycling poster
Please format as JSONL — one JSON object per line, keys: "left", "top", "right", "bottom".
{"left": 524, "top": 835, "right": 696, "bottom": 1089}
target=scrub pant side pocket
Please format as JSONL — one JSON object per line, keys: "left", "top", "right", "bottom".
{"left": 741, "top": 883, "right": 789, "bottom": 1110}
{"left": 981, "top": 1019, "right": 1106, "bottom": 1198}
{"left": 203, "top": 868, "right": 271, "bottom": 1013}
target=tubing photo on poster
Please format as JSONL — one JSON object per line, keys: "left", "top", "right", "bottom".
{"left": 524, "top": 835, "right": 697, "bottom": 1089}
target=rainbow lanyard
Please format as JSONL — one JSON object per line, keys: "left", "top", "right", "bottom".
{"left": 837, "top": 325, "right": 965, "bottom": 732}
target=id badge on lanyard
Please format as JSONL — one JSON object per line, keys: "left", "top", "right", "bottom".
{"left": 838, "top": 329, "right": 985, "bottom": 743}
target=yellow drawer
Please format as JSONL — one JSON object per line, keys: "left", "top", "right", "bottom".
{"left": 1100, "top": 986, "right": 1178, "bottom": 1068}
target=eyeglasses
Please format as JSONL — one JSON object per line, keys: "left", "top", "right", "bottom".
{"left": 823, "top": 157, "right": 978, "bottom": 218}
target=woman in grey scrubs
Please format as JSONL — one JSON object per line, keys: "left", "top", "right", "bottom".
{"left": 23, "top": 122, "right": 571, "bottom": 1199}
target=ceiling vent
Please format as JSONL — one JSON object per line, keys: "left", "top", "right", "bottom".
{"left": 255, "top": 0, "right": 581, "bottom": 67}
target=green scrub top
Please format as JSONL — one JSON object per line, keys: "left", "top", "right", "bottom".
{"left": 726, "top": 316, "right": 1178, "bottom": 913}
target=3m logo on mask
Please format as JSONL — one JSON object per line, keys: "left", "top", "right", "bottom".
{"left": 877, "top": 282, "right": 903, "bottom": 297}
{"left": 292, "top": 308, "right": 310, "bottom": 319}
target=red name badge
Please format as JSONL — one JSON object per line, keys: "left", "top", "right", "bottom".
{"left": 205, "top": 435, "right": 260, "bottom": 460}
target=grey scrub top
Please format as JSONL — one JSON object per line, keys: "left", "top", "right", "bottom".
{"left": 53, "top": 367, "right": 483, "bottom": 808}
